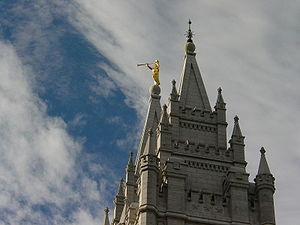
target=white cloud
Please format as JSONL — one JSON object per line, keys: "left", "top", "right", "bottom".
{"left": 69, "top": 113, "right": 88, "bottom": 127}
{"left": 90, "top": 73, "right": 117, "bottom": 98}
{"left": 0, "top": 41, "right": 109, "bottom": 224}
{"left": 69, "top": 1, "right": 300, "bottom": 223}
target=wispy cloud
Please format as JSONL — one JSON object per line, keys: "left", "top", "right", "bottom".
{"left": 69, "top": 113, "right": 88, "bottom": 128}
{"left": 0, "top": 41, "right": 109, "bottom": 224}
{"left": 90, "top": 74, "right": 117, "bottom": 98}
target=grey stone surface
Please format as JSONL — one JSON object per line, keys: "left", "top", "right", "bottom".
{"left": 108, "top": 31, "right": 276, "bottom": 225}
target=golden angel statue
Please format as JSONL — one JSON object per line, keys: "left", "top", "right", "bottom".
{"left": 137, "top": 60, "right": 160, "bottom": 85}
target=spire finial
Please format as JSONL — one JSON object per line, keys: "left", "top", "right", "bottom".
{"left": 231, "top": 115, "right": 243, "bottom": 137}
{"left": 215, "top": 87, "right": 225, "bottom": 109}
{"left": 234, "top": 115, "right": 239, "bottom": 123}
{"left": 170, "top": 79, "right": 179, "bottom": 101}
{"left": 172, "top": 79, "right": 176, "bottom": 86}
{"left": 103, "top": 207, "right": 110, "bottom": 225}
{"left": 184, "top": 20, "right": 196, "bottom": 53}
{"left": 160, "top": 104, "right": 170, "bottom": 125}
{"left": 218, "top": 87, "right": 222, "bottom": 94}
{"left": 257, "top": 147, "right": 271, "bottom": 175}
{"left": 185, "top": 19, "right": 194, "bottom": 42}
{"left": 127, "top": 151, "right": 134, "bottom": 169}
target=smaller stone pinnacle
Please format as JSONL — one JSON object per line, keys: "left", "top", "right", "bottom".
{"left": 234, "top": 115, "right": 239, "bottom": 122}
{"left": 172, "top": 79, "right": 176, "bottom": 86}
{"left": 260, "top": 147, "right": 266, "bottom": 154}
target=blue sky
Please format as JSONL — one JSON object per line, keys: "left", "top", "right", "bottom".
{"left": 0, "top": 0, "right": 300, "bottom": 224}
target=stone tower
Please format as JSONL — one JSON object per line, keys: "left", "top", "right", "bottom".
{"left": 107, "top": 21, "right": 276, "bottom": 225}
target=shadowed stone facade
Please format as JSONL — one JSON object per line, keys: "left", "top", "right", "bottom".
{"left": 104, "top": 24, "right": 276, "bottom": 225}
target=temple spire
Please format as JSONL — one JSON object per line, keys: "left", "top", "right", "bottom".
{"left": 135, "top": 84, "right": 161, "bottom": 168}
{"left": 178, "top": 20, "right": 211, "bottom": 111}
{"left": 113, "top": 178, "right": 125, "bottom": 224}
{"left": 214, "top": 87, "right": 226, "bottom": 109}
{"left": 117, "top": 178, "right": 124, "bottom": 196}
{"left": 170, "top": 80, "right": 179, "bottom": 101}
{"left": 257, "top": 147, "right": 271, "bottom": 175}
{"left": 160, "top": 104, "right": 170, "bottom": 125}
{"left": 255, "top": 147, "right": 275, "bottom": 224}
{"left": 229, "top": 115, "right": 246, "bottom": 166}
{"left": 232, "top": 115, "right": 243, "bottom": 137}
{"left": 103, "top": 207, "right": 110, "bottom": 225}
{"left": 127, "top": 152, "right": 134, "bottom": 170}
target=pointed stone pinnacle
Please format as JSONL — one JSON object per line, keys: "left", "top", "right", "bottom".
{"left": 231, "top": 115, "right": 243, "bottom": 137}
{"left": 103, "top": 207, "right": 110, "bottom": 225}
{"left": 218, "top": 87, "right": 222, "bottom": 94}
{"left": 180, "top": 24, "right": 211, "bottom": 110}
{"left": 117, "top": 178, "right": 124, "bottom": 196}
{"left": 170, "top": 79, "right": 179, "bottom": 101}
{"left": 160, "top": 104, "right": 170, "bottom": 125}
{"left": 260, "top": 147, "right": 266, "bottom": 154}
{"left": 215, "top": 87, "right": 225, "bottom": 108}
{"left": 127, "top": 151, "right": 134, "bottom": 169}
{"left": 234, "top": 115, "right": 239, "bottom": 122}
{"left": 172, "top": 79, "right": 176, "bottom": 86}
{"left": 258, "top": 147, "right": 271, "bottom": 175}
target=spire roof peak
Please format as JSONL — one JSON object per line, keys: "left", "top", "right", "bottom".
{"left": 234, "top": 115, "right": 239, "bottom": 122}
{"left": 260, "top": 147, "right": 266, "bottom": 154}
{"left": 218, "top": 87, "right": 222, "bottom": 94}
{"left": 127, "top": 151, "right": 134, "bottom": 169}
{"left": 179, "top": 22, "right": 211, "bottom": 111}
{"left": 184, "top": 20, "right": 196, "bottom": 54}
{"left": 231, "top": 115, "right": 243, "bottom": 137}
{"left": 170, "top": 79, "right": 179, "bottom": 101}
{"left": 172, "top": 79, "right": 176, "bottom": 86}
{"left": 103, "top": 207, "right": 110, "bottom": 225}
{"left": 257, "top": 147, "right": 271, "bottom": 175}
{"left": 160, "top": 104, "right": 170, "bottom": 125}
{"left": 185, "top": 19, "right": 194, "bottom": 42}
{"left": 215, "top": 87, "right": 225, "bottom": 109}
{"left": 117, "top": 178, "right": 124, "bottom": 196}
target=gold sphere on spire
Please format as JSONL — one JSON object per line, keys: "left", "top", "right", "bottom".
{"left": 185, "top": 19, "right": 196, "bottom": 53}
